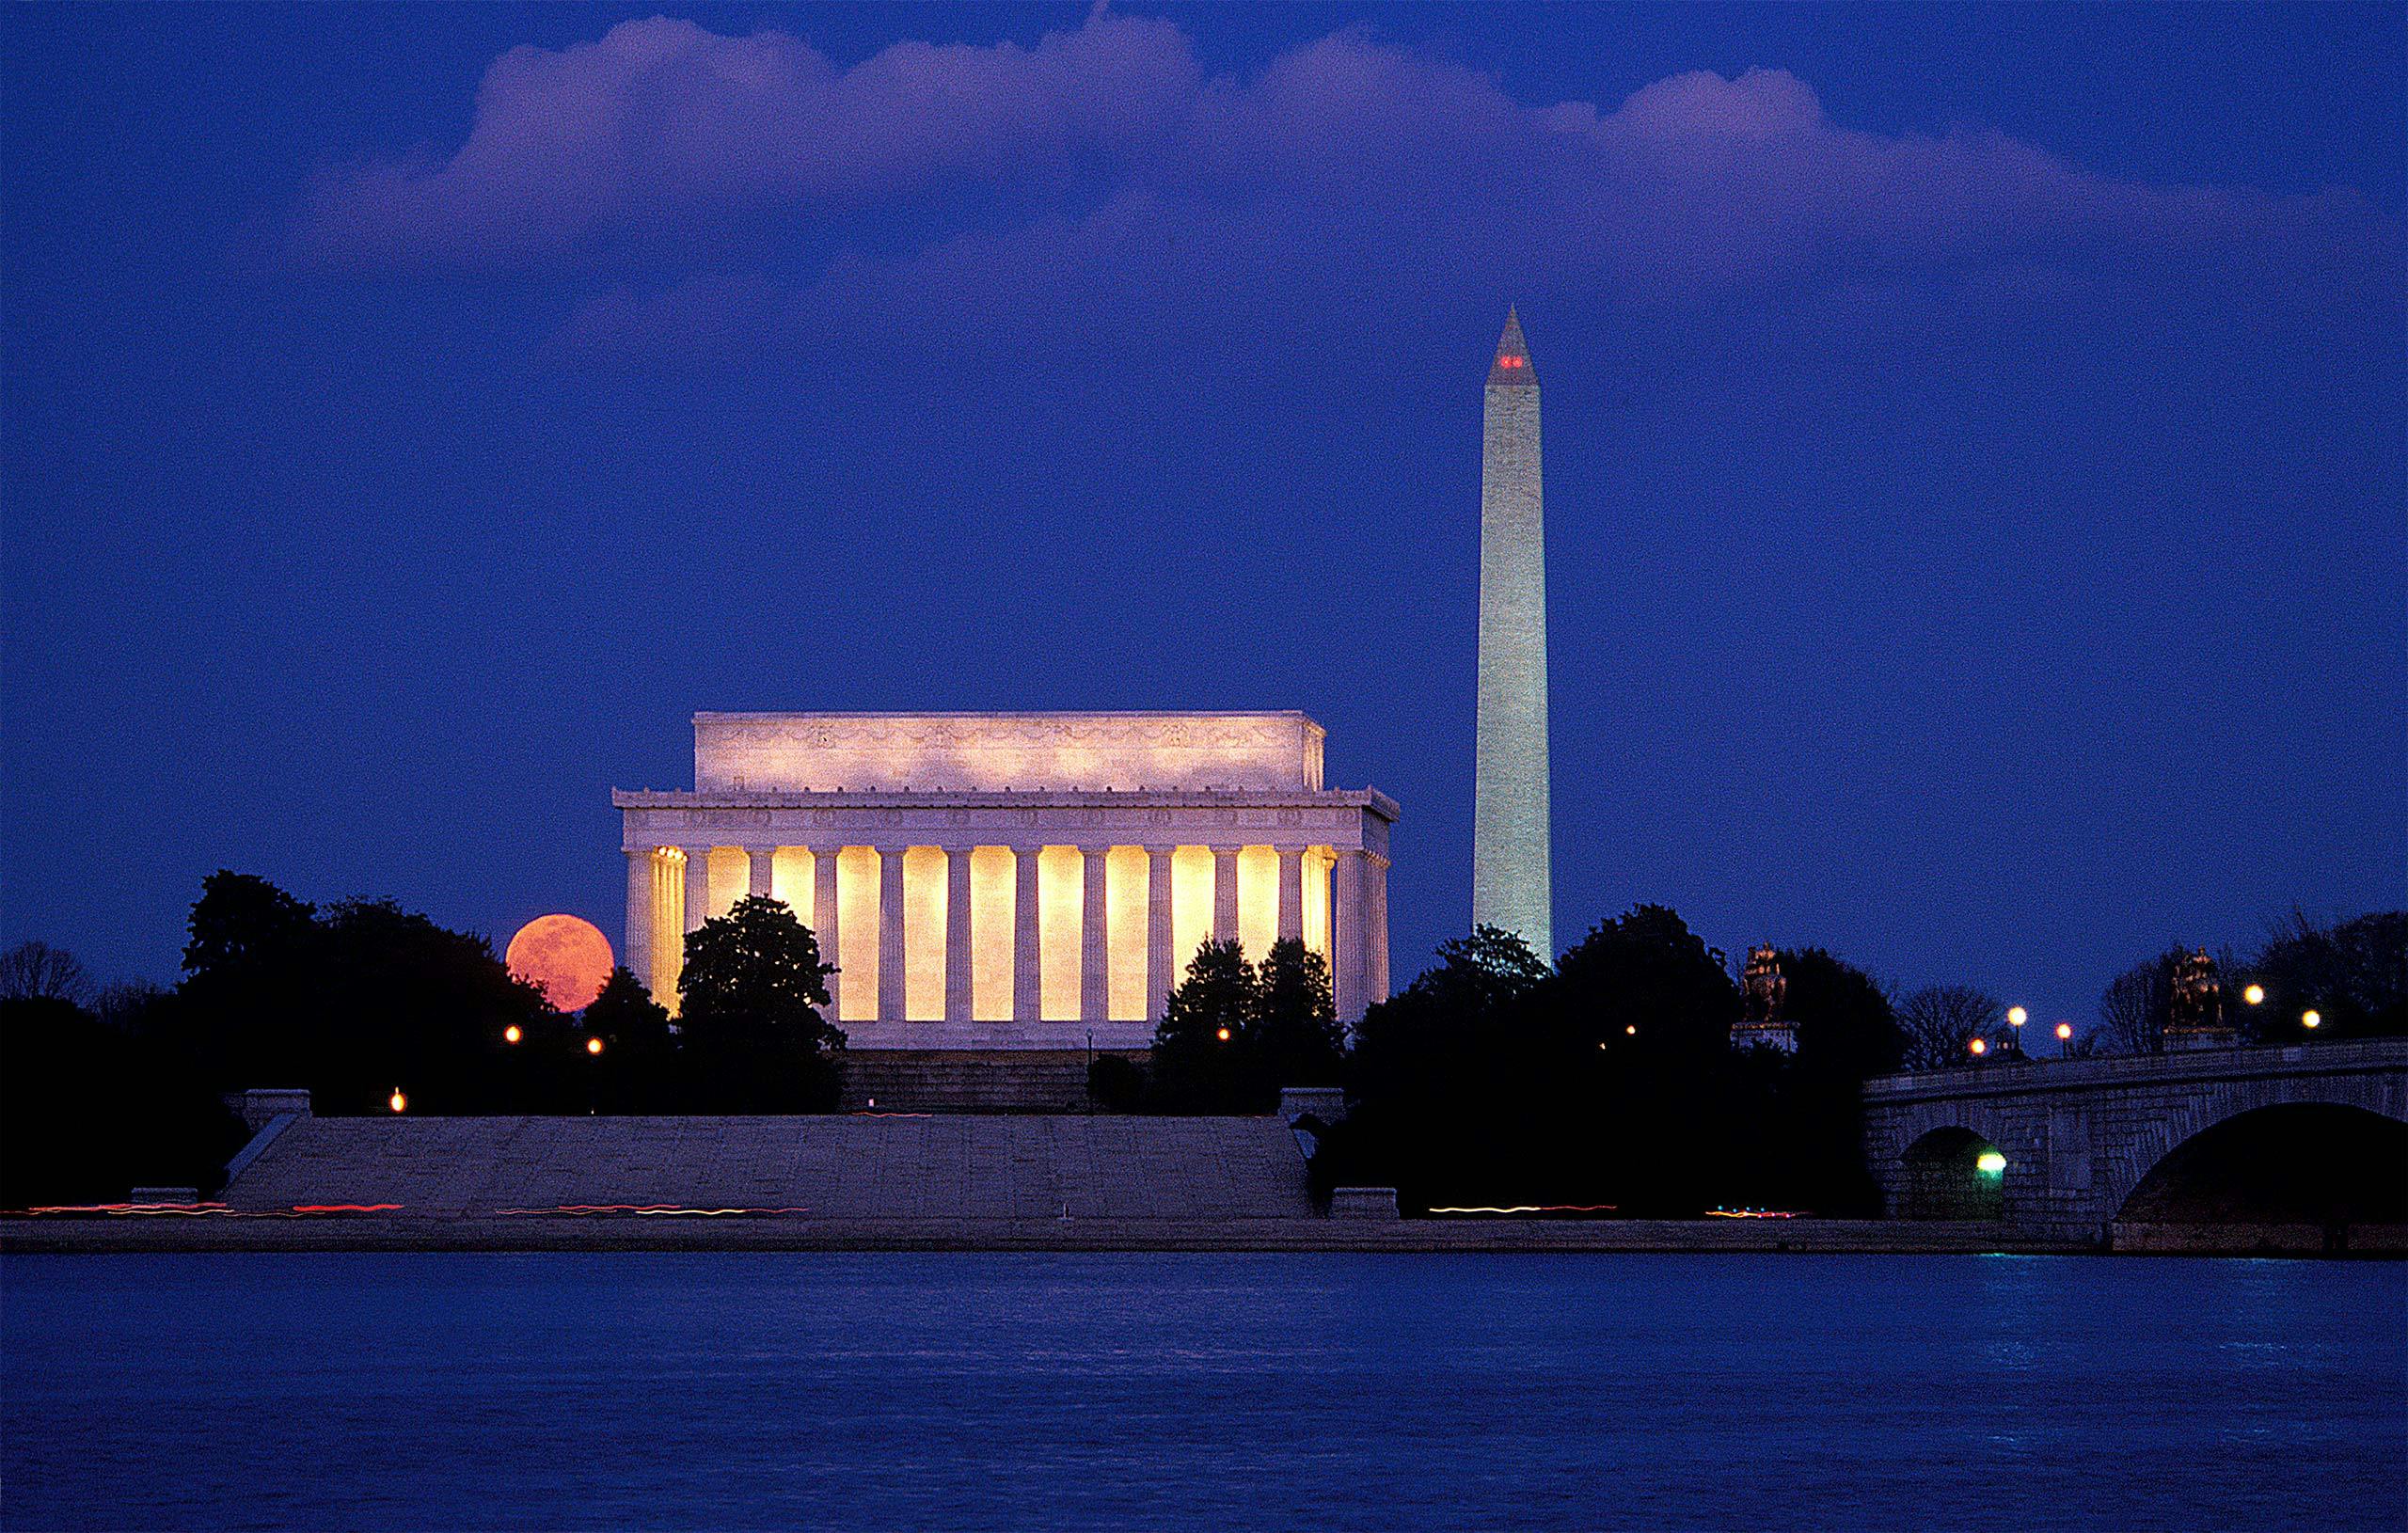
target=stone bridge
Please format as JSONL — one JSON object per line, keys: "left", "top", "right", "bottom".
{"left": 1861, "top": 1037, "right": 2408, "bottom": 1252}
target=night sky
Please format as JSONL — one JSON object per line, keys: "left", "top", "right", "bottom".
{"left": 5, "top": 4, "right": 2400, "bottom": 1031}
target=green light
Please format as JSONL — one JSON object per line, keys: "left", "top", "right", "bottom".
{"left": 1975, "top": 1150, "right": 2007, "bottom": 1177}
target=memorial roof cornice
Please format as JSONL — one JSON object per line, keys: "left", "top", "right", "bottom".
{"left": 614, "top": 786, "right": 1400, "bottom": 820}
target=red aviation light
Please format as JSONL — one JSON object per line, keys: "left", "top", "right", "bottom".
{"left": 1495, "top": 355, "right": 1527, "bottom": 368}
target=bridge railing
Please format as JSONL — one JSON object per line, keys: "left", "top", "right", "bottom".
{"left": 1863, "top": 1035, "right": 2408, "bottom": 1105}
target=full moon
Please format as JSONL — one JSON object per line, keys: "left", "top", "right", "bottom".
{"left": 506, "top": 914, "right": 614, "bottom": 1011}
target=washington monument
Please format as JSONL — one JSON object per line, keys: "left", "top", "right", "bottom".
{"left": 1473, "top": 307, "right": 1552, "bottom": 957}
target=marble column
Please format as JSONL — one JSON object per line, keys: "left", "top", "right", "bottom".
{"left": 1080, "top": 846, "right": 1110, "bottom": 1021}
{"left": 1275, "top": 846, "right": 1305, "bottom": 944}
{"left": 624, "top": 849, "right": 654, "bottom": 999}
{"left": 878, "top": 846, "right": 906, "bottom": 1022}
{"left": 1145, "top": 846, "right": 1175, "bottom": 1022}
{"left": 1334, "top": 849, "right": 1368, "bottom": 1024}
{"left": 813, "top": 847, "right": 842, "bottom": 1019}
{"left": 748, "top": 846, "right": 774, "bottom": 899}
{"left": 945, "top": 847, "right": 974, "bottom": 1023}
{"left": 1212, "top": 846, "right": 1241, "bottom": 946}
{"left": 1012, "top": 846, "right": 1042, "bottom": 1023}
{"left": 682, "top": 846, "right": 710, "bottom": 934}
{"left": 1368, "top": 853, "right": 1392, "bottom": 1004}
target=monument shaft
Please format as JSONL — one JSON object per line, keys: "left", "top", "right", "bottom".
{"left": 1473, "top": 308, "right": 1552, "bottom": 956}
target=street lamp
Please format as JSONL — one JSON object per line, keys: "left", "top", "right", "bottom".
{"left": 2302, "top": 1010, "right": 2321, "bottom": 1030}
{"left": 1968, "top": 1037, "right": 1988, "bottom": 1058}
{"left": 2055, "top": 1021, "right": 2073, "bottom": 1058}
{"left": 388, "top": 1088, "right": 407, "bottom": 1114}
{"left": 2242, "top": 984, "right": 2265, "bottom": 1006}
{"left": 503, "top": 1024, "right": 523, "bottom": 1045}
{"left": 586, "top": 1035, "right": 606, "bottom": 1054}
{"left": 2005, "top": 1005, "right": 2028, "bottom": 1029}
{"left": 1215, "top": 1027, "right": 1231, "bottom": 1042}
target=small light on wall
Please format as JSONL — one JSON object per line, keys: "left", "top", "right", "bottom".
{"left": 1215, "top": 1027, "right": 1231, "bottom": 1042}
{"left": 1624, "top": 1025, "right": 1638, "bottom": 1036}
{"left": 1968, "top": 1037, "right": 1988, "bottom": 1056}
{"left": 1975, "top": 1150, "right": 2007, "bottom": 1177}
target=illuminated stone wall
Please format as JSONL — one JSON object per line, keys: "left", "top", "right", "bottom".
{"left": 619, "top": 710, "right": 1395, "bottom": 1051}
{"left": 694, "top": 712, "right": 1325, "bottom": 794}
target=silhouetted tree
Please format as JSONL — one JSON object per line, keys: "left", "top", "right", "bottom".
{"left": 172, "top": 873, "right": 555, "bottom": 1113}
{"left": 2240, "top": 910, "right": 2407, "bottom": 1041}
{"left": 1149, "top": 939, "right": 1258, "bottom": 1111}
{"left": 676, "top": 895, "right": 842, "bottom": 1111}
{"left": 1781, "top": 948, "right": 1904, "bottom": 1080}
{"left": 1252, "top": 938, "right": 1343, "bottom": 1089}
{"left": 1896, "top": 985, "right": 2003, "bottom": 1069}
{"left": 580, "top": 966, "right": 677, "bottom": 1112}
{"left": 1346, "top": 925, "right": 1557, "bottom": 1178}
{"left": 1, "top": 992, "right": 246, "bottom": 1205}
{"left": 1760, "top": 947, "right": 1901, "bottom": 1215}
{"left": 0, "top": 940, "right": 94, "bottom": 1005}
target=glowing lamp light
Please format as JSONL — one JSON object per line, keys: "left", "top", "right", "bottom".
{"left": 2302, "top": 1010, "right": 2321, "bottom": 1030}
{"left": 388, "top": 1089, "right": 407, "bottom": 1114}
{"left": 2242, "top": 984, "right": 2266, "bottom": 1006}
{"left": 1624, "top": 1024, "right": 1639, "bottom": 1036}
{"left": 503, "top": 1025, "right": 523, "bottom": 1045}
{"left": 2005, "top": 1005, "right": 2028, "bottom": 1028}
{"left": 2055, "top": 1022, "right": 2074, "bottom": 1042}
{"left": 1215, "top": 1027, "right": 1231, "bottom": 1042}
{"left": 586, "top": 1035, "right": 606, "bottom": 1055}
{"left": 1968, "top": 1037, "right": 1988, "bottom": 1056}
{"left": 1975, "top": 1150, "right": 2007, "bottom": 1177}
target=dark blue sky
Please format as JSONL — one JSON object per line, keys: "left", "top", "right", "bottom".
{"left": 5, "top": 4, "right": 2401, "bottom": 1030}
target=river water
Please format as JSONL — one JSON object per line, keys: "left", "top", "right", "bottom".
{"left": 4, "top": 1252, "right": 2401, "bottom": 1529}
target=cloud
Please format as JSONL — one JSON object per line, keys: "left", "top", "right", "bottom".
{"left": 290, "top": 11, "right": 2396, "bottom": 351}
{"left": 293, "top": 12, "right": 1200, "bottom": 267}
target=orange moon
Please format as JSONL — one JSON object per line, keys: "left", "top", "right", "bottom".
{"left": 506, "top": 914, "right": 614, "bottom": 1011}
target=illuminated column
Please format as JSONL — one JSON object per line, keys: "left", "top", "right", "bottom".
{"left": 1333, "top": 849, "right": 1368, "bottom": 1024}
{"left": 624, "top": 850, "right": 654, "bottom": 995}
{"left": 748, "top": 847, "right": 774, "bottom": 899}
{"left": 1275, "top": 846, "right": 1305, "bottom": 944}
{"left": 813, "top": 846, "right": 841, "bottom": 1019}
{"left": 682, "top": 846, "right": 710, "bottom": 935}
{"left": 1146, "top": 846, "right": 1175, "bottom": 1022}
{"left": 1368, "top": 853, "right": 1391, "bottom": 1004}
{"left": 1212, "top": 847, "right": 1241, "bottom": 946}
{"left": 944, "top": 848, "right": 974, "bottom": 1022}
{"left": 1080, "top": 847, "right": 1110, "bottom": 1022}
{"left": 1012, "top": 846, "right": 1042, "bottom": 1022}
{"left": 878, "top": 846, "right": 906, "bottom": 1022}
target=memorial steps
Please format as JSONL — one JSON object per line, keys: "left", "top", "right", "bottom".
{"left": 837, "top": 1049, "right": 1145, "bottom": 1114}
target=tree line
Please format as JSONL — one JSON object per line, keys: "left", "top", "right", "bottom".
{"left": 4, "top": 864, "right": 2397, "bottom": 1210}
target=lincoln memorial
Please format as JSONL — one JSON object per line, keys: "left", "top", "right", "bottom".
{"left": 615, "top": 712, "right": 1397, "bottom": 1051}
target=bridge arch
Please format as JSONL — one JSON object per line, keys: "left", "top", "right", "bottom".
{"left": 1897, "top": 1126, "right": 2007, "bottom": 1221}
{"left": 2098, "top": 1085, "right": 2408, "bottom": 1227}
{"left": 2113, "top": 1101, "right": 2407, "bottom": 1241}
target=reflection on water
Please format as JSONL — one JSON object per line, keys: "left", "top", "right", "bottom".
{"left": 5, "top": 1252, "right": 2402, "bottom": 1530}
